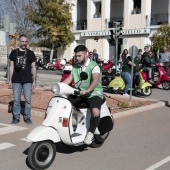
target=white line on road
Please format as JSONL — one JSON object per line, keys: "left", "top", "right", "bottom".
{"left": 20, "top": 138, "right": 31, "bottom": 143}
{"left": 0, "top": 123, "right": 28, "bottom": 136}
{"left": 0, "top": 142, "right": 15, "bottom": 150}
{"left": 145, "top": 156, "right": 170, "bottom": 170}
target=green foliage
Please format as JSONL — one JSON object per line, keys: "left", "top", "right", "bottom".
{"left": 26, "top": 0, "right": 75, "bottom": 49}
{"left": 117, "top": 102, "right": 128, "bottom": 108}
{"left": 151, "top": 23, "right": 170, "bottom": 51}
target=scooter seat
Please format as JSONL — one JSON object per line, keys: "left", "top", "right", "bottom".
{"left": 78, "top": 97, "right": 106, "bottom": 108}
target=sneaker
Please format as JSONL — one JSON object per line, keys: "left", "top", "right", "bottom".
{"left": 24, "top": 118, "right": 32, "bottom": 125}
{"left": 11, "top": 119, "right": 20, "bottom": 125}
{"left": 84, "top": 132, "right": 94, "bottom": 145}
{"left": 123, "top": 93, "right": 129, "bottom": 96}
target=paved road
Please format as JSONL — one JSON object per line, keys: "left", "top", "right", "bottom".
{"left": 0, "top": 106, "right": 170, "bottom": 170}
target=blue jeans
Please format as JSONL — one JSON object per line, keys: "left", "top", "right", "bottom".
{"left": 12, "top": 83, "right": 32, "bottom": 120}
{"left": 121, "top": 72, "right": 131, "bottom": 94}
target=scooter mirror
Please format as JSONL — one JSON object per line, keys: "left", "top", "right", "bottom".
{"left": 80, "top": 72, "right": 88, "bottom": 80}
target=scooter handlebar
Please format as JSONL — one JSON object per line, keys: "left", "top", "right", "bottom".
{"left": 74, "top": 90, "right": 90, "bottom": 97}
{"left": 74, "top": 90, "right": 80, "bottom": 95}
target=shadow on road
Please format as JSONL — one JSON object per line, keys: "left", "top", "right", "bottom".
{"left": 161, "top": 100, "right": 170, "bottom": 107}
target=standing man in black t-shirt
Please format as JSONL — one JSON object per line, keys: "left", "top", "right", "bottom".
{"left": 8, "top": 34, "right": 37, "bottom": 125}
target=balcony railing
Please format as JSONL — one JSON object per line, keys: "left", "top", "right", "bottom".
{"left": 150, "top": 13, "right": 168, "bottom": 26}
{"left": 106, "top": 17, "right": 123, "bottom": 29}
{"left": 72, "top": 20, "right": 87, "bottom": 31}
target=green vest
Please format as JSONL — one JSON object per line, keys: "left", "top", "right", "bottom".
{"left": 72, "top": 60, "right": 103, "bottom": 99}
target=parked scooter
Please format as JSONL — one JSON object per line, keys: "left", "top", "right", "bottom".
{"left": 108, "top": 69, "right": 152, "bottom": 96}
{"left": 142, "top": 63, "right": 170, "bottom": 90}
{"left": 102, "top": 62, "right": 121, "bottom": 86}
{"left": 26, "top": 72, "right": 114, "bottom": 170}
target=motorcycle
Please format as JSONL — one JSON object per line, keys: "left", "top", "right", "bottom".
{"left": 108, "top": 69, "right": 152, "bottom": 96}
{"left": 36, "top": 58, "right": 48, "bottom": 70}
{"left": 26, "top": 72, "right": 114, "bottom": 170}
{"left": 142, "top": 63, "right": 170, "bottom": 90}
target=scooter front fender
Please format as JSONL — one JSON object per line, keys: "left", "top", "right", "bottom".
{"left": 26, "top": 126, "right": 60, "bottom": 143}
{"left": 141, "top": 82, "right": 152, "bottom": 89}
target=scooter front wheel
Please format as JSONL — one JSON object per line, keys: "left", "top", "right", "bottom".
{"left": 28, "top": 141, "right": 56, "bottom": 170}
{"left": 162, "top": 81, "right": 170, "bottom": 90}
{"left": 91, "top": 132, "right": 109, "bottom": 148}
{"left": 141, "top": 87, "right": 152, "bottom": 96}
{"left": 110, "top": 87, "right": 119, "bottom": 94}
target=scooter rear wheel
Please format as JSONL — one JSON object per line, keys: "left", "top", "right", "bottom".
{"left": 28, "top": 141, "right": 56, "bottom": 170}
{"left": 91, "top": 132, "right": 109, "bottom": 148}
{"left": 141, "top": 87, "right": 152, "bottom": 96}
{"left": 102, "top": 76, "right": 110, "bottom": 86}
{"left": 162, "top": 81, "right": 170, "bottom": 90}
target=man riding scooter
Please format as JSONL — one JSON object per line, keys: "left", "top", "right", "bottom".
{"left": 63, "top": 45, "right": 103, "bottom": 145}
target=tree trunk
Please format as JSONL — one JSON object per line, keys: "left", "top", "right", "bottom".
{"left": 50, "top": 44, "right": 54, "bottom": 62}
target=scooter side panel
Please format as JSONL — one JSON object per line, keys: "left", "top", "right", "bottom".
{"left": 161, "top": 75, "right": 170, "bottom": 81}
{"left": 108, "top": 77, "right": 125, "bottom": 90}
{"left": 141, "top": 82, "right": 152, "bottom": 89}
{"left": 100, "top": 101, "right": 112, "bottom": 118}
{"left": 26, "top": 126, "right": 60, "bottom": 143}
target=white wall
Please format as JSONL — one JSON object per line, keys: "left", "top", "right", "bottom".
{"left": 0, "top": 31, "right": 6, "bottom": 45}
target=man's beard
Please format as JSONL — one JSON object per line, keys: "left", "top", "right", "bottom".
{"left": 20, "top": 45, "right": 27, "bottom": 50}
{"left": 78, "top": 58, "right": 86, "bottom": 65}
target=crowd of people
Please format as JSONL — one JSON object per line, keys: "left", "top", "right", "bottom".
{"left": 120, "top": 46, "right": 170, "bottom": 96}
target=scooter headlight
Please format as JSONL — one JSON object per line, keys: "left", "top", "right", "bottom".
{"left": 52, "top": 83, "right": 60, "bottom": 94}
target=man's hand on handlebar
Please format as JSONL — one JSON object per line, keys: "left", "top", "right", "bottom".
{"left": 80, "top": 90, "right": 90, "bottom": 95}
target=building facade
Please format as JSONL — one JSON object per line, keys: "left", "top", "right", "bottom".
{"left": 58, "top": 0, "right": 170, "bottom": 62}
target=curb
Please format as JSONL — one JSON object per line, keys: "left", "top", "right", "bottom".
{"left": 113, "top": 101, "right": 165, "bottom": 119}
{"left": 0, "top": 104, "right": 45, "bottom": 118}
{"left": 0, "top": 99, "right": 165, "bottom": 120}
{"left": 104, "top": 92, "right": 165, "bottom": 119}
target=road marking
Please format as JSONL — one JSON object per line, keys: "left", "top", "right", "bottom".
{"left": 0, "top": 123, "right": 28, "bottom": 136}
{"left": 20, "top": 138, "right": 31, "bottom": 143}
{"left": 0, "top": 142, "right": 15, "bottom": 150}
{"left": 145, "top": 156, "right": 170, "bottom": 170}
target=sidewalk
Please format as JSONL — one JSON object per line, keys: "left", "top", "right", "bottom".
{"left": 0, "top": 81, "right": 165, "bottom": 120}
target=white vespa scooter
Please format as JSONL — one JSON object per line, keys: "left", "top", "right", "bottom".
{"left": 26, "top": 72, "right": 114, "bottom": 170}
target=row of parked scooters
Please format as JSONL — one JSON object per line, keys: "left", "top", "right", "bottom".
{"left": 101, "top": 60, "right": 170, "bottom": 97}
{"left": 36, "top": 57, "right": 63, "bottom": 70}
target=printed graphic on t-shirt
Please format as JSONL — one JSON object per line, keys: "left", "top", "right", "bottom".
{"left": 16, "top": 56, "right": 27, "bottom": 69}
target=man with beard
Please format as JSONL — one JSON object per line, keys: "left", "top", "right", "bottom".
{"left": 63, "top": 45, "right": 103, "bottom": 145}
{"left": 8, "top": 34, "right": 36, "bottom": 125}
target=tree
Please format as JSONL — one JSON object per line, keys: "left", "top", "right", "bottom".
{"left": 151, "top": 23, "right": 170, "bottom": 51}
{"left": 0, "top": 0, "right": 37, "bottom": 39}
{"left": 26, "top": 0, "right": 75, "bottom": 52}
{"left": 8, "top": 32, "right": 20, "bottom": 49}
